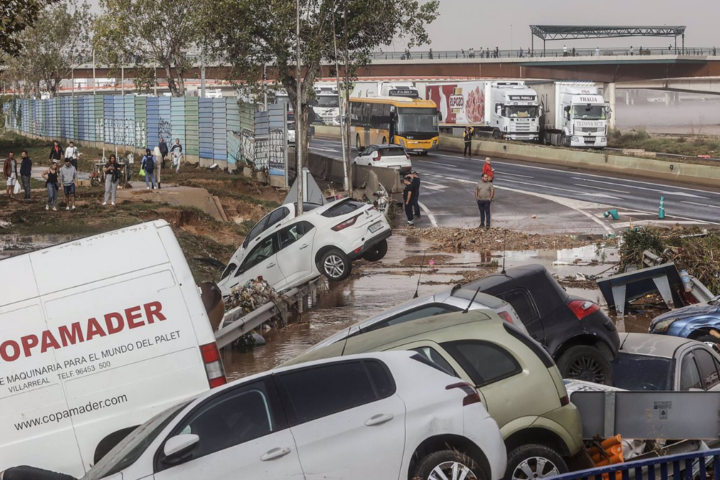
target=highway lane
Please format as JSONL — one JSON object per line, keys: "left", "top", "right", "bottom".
{"left": 310, "top": 137, "right": 720, "bottom": 230}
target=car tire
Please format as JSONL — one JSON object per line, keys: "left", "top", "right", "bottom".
{"left": 320, "top": 249, "right": 352, "bottom": 281}
{"left": 362, "top": 239, "right": 388, "bottom": 262}
{"left": 556, "top": 345, "right": 614, "bottom": 385}
{"left": 505, "top": 444, "right": 568, "bottom": 480}
{"left": 413, "top": 449, "right": 485, "bottom": 480}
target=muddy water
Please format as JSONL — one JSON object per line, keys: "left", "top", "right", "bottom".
{"left": 223, "top": 235, "right": 653, "bottom": 381}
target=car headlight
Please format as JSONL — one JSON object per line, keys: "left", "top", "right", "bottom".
{"left": 651, "top": 318, "right": 677, "bottom": 333}
{"left": 599, "top": 137, "right": 606, "bottom": 142}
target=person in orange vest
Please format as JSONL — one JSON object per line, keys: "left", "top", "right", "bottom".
{"left": 483, "top": 157, "right": 495, "bottom": 182}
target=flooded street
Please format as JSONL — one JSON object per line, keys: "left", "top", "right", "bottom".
{"left": 222, "top": 234, "right": 654, "bottom": 381}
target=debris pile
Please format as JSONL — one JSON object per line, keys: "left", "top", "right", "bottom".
{"left": 399, "top": 227, "right": 600, "bottom": 253}
{"left": 225, "top": 278, "right": 288, "bottom": 314}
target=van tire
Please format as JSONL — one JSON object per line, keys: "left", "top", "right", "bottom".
{"left": 556, "top": 345, "right": 614, "bottom": 385}
{"left": 505, "top": 444, "right": 567, "bottom": 480}
{"left": 362, "top": 239, "right": 388, "bottom": 262}
{"left": 320, "top": 249, "right": 352, "bottom": 281}
{"left": 413, "top": 449, "right": 485, "bottom": 480}
{"left": 94, "top": 426, "right": 138, "bottom": 464}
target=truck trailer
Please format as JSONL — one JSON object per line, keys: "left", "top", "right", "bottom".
{"left": 426, "top": 81, "right": 541, "bottom": 142}
{"left": 533, "top": 81, "right": 611, "bottom": 149}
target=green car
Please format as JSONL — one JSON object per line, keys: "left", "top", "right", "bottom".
{"left": 285, "top": 311, "right": 583, "bottom": 480}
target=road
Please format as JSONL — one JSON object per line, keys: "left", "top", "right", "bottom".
{"left": 310, "top": 137, "right": 720, "bottom": 234}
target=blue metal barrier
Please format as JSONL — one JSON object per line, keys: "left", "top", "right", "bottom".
{"left": 549, "top": 447, "right": 720, "bottom": 480}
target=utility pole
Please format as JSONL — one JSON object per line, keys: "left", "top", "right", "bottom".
{"left": 92, "top": 49, "right": 96, "bottom": 95}
{"left": 332, "top": 5, "right": 349, "bottom": 192}
{"left": 154, "top": 58, "right": 158, "bottom": 97}
{"left": 121, "top": 55, "right": 125, "bottom": 96}
{"left": 296, "top": 0, "right": 303, "bottom": 214}
{"left": 200, "top": 51, "right": 206, "bottom": 98}
{"left": 343, "top": 2, "right": 352, "bottom": 195}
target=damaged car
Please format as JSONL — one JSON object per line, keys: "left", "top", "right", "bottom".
{"left": 649, "top": 296, "right": 720, "bottom": 343}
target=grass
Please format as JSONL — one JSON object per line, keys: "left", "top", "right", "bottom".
{"left": 608, "top": 128, "right": 720, "bottom": 157}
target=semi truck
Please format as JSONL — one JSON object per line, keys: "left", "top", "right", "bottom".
{"left": 426, "top": 81, "right": 541, "bottom": 142}
{"left": 533, "top": 81, "right": 611, "bottom": 149}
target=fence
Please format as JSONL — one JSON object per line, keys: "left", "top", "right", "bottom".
{"left": 550, "top": 447, "right": 720, "bottom": 480}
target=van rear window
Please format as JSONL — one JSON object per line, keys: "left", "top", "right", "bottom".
{"left": 321, "top": 199, "right": 365, "bottom": 218}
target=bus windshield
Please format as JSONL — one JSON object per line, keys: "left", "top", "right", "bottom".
{"left": 316, "top": 96, "right": 339, "bottom": 108}
{"left": 504, "top": 106, "right": 538, "bottom": 118}
{"left": 397, "top": 108, "right": 438, "bottom": 135}
{"left": 572, "top": 105, "right": 606, "bottom": 120}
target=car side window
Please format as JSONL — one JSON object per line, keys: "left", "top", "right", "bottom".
{"left": 266, "top": 207, "right": 291, "bottom": 230}
{"left": 495, "top": 289, "right": 538, "bottom": 321}
{"left": 411, "top": 346, "right": 457, "bottom": 377}
{"left": 441, "top": 340, "right": 522, "bottom": 387}
{"left": 277, "top": 360, "right": 394, "bottom": 426}
{"left": 173, "top": 380, "right": 281, "bottom": 461}
{"left": 277, "top": 221, "right": 314, "bottom": 251}
{"left": 680, "top": 354, "right": 703, "bottom": 390}
{"left": 361, "top": 304, "right": 461, "bottom": 334}
{"left": 243, "top": 216, "right": 269, "bottom": 248}
{"left": 236, "top": 236, "right": 276, "bottom": 275}
{"left": 692, "top": 349, "right": 720, "bottom": 390}
{"left": 221, "top": 263, "right": 237, "bottom": 280}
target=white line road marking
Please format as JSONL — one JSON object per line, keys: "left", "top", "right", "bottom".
{"left": 432, "top": 162, "right": 460, "bottom": 168}
{"left": 574, "top": 183, "right": 630, "bottom": 194}
{"left": 418, "top": 202, "right": 438, "bottom": 227}
{"left": 581, "top": 193, "right": 622, "bottom": 200}
{"left": 496, "top": 172, "right": 534, "bottom": 179}
{"left": 572, "top": 177, "right": 710, "bottom": 199}
{"left": 422, "top": 181, "right": 449, "bottom": 191}
{"left": 682, "top": 201, "right": 720, "bottom": 209}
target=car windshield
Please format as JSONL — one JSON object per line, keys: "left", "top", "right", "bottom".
{"left": 397, "top": 108, "right": 438, "bottom": 135}
{"left": 82, "top": 401, "right": 191, "bottom": 480}
{"left": 316, "top": 96, "right": 339, "bottom": 108}
{"left": 611, "top": 353, "right": 673, "bottom": 391}
{"left": 572, "top": 105, "right": 606, "bottom": 120}
{"left": 504, "top": 106, "right": 538, "bottom": 118}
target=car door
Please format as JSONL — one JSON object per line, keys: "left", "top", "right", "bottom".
{"left": 233, "top": 234, "right": 285, "bottom": 289}
{"left": 275, "top": 359, "right": 406, "bottom": 480}
{"left": 154, "top": 378, "right": 305, "bottom": 480}
{"left": 275, "top": 221, "right": 318, "bottom": 289}
{"left": 690, "top": 348, "right": 720, "bottom": 391}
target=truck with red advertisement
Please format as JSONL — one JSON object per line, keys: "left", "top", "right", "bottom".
{"left": 0, "top": 220, "right": 225, "bottom": 477}
{"left": 427, "top": 80, "right": 541, "bottom": 142}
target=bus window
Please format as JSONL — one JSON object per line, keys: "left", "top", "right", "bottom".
{"left": 371, "top": 104, "right": 384, "bottom": 129}
{"left": 362, "top": 103, "right": 372, "bottom": 126}
{"left": 350, "top": 102, "right": 361, "bottom": 126}
{"left": 381, "top": 105, "right": 391, "bottom": 130}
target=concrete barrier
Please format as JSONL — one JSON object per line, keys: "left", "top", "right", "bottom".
{"left": 306, "top": 151, "right": 403, "bottom": 193}
{"left": 313, "top": 126, "right": 720, "bottom": 188}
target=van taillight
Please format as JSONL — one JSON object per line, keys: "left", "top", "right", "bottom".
{"left": 332, "top": 213, "right": 361, "bottom": 231}
{"left": 446, "top": 382, "right": 482, "bottom": 406}
{"left": 497, "top": 311, "right": 514, "bottom": 325}
{"left": 568, "top": 300, "right": 600, "bottom": 320}
{"left": 560, "top": 395, "right": 570, "bottom": 406}
{"left": 200, "top": 342, "right": 227, "bottom": 389}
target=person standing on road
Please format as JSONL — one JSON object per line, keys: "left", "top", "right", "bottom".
{"left": 463, "top": 126, "right": 474, "bottom": 157}
{"left": 42, "top": 161, "right": 60, "bottom": 211}
{"left": 170, "top": 138, "right": 183, "bottom": 173}
{"left": 483, "top": 157, "right": 495, "bottom": 182}
{"left": 142, "top": 148, "right": 156, "bottom": 189}
{"left": 4, "top": 152, "right": 18, "bottom": 199}
{"left": 49, "top": 140, "right": 63, "bottom": 164}
{"left": 159, "top": 137, "right": 169, "bottom": 168}
{"left": 475, "top": 173, "right": 494, "bottom": 229}
{"left": 60, "top": 158, "right": 77, "bottom": 210}
{"left": 64, "top": 141, "right": 79, "bottom": 169}
{"left": 410, "top": 171, "right": 421, "bottom": 219}
{"left": 19, "top": 150, "right": 32, "bottom": 199}
{"left": 403, "top": 176, "right": 415, "bottom": 226}
{"left": 103, "top": 154, "right": 123, "bottom": 206}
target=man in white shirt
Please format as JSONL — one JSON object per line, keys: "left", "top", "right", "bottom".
{"left": 64, "top": 141, "right": 79, "bottom": 169}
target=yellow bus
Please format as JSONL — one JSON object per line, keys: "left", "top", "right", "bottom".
{"left": 350, "top": 95, "right": 440, "bottom": 155}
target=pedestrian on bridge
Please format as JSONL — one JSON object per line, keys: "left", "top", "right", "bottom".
{"left": 463, "top": 127, "right": 474, "bottom": 156}
{"left": 475, "top": 173, "right": 494, "bottom": 229}
{"left": 563, "top": 45, "right": 567, "bottom": 56}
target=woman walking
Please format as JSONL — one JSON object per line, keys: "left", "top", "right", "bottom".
{"left": 42, "top": 161, "right": 60, "bottom": 211}
{"left": 103, "top": 154, "right": 123, "bottom": 206}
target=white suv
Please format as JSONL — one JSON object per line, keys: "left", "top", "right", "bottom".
{"left": 83, "top": 352, "right": 506, "bottom": 480}
{"left": 354, "top": 144, "right": 412, "bottom": 175}
{"left": 218, "top": 198, "right": 391, "bottom": 295}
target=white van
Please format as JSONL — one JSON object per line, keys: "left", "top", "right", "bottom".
{"left": 0, "top": 220, "right": 225, "bottom": 477}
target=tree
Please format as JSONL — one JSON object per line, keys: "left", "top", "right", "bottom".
{"left": 93, "top": 0, "right": 201, "bottom": 97}
{"left": 0, "top": 0, "right": 58, "bottom": 58}
{"left": 200, "top": 0, "right": 439, "bottom": 170}
{"left": 0, "top": 0, "right": 93, "bottom": 98}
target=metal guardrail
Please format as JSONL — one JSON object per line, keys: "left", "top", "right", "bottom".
{"left": 549, "top": 447, "right": 720, "bottom": 480}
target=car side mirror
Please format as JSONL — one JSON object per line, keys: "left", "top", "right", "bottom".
{"left": 162, "top": 434, "right": 199, "bottom": 465}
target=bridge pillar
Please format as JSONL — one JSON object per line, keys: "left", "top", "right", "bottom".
{"left": 604, "top": 82, "right": 616, "bottom": 130}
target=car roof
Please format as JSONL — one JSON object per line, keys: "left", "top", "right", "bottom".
{"left": 618, "top": 333, "right": 695, "bottom": 358}
{"left": 464, "top": 264, "right": 548, "bottom": 291}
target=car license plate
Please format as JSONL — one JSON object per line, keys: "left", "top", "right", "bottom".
{"left": 369, "top": 221, "right": 384, "bottom": 233}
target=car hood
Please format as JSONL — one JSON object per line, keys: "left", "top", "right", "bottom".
{"left": 651, "top": 303, "right": 720, "bottom": 326}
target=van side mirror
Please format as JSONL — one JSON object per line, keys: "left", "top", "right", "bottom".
{"left": 162, "top": 434, "right": 200, "bottom": 465}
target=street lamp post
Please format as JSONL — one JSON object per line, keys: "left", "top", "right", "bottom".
{"left": 296, "top": 0, "right": 303, "bottom": 214}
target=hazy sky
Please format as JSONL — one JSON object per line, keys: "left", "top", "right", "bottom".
{"left": 397, "top": 0, "right": 720, "bottom": 51}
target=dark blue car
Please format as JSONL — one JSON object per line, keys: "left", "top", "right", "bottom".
{"left": 649, "top": 297, "right": 720, "bottom": 342}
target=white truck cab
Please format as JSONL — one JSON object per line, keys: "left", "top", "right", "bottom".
{"left": 487, "top": 82, "right": 541, "bottom": 142}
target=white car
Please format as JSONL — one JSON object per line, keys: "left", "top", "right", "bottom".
{"left": 218, "top": 198, "right": 391, "bottom": 296}
{"left": 353, "top": 144, "right": 412, "bottom": 175}
{"left": 83, "top": 351, "right": 506, "bottom": 480}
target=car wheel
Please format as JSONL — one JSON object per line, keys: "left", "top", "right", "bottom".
{"left": 505, "top": 444, "right": 567, "bottom": 480}
{"left": 413, "top": 450, "right": 484, "bottom": 480}
{"left": 362, "top": 239, "right": 388, "bottom": 262}
{"left": 320, "top": 249, "right": 352, "bottom": 281}
{"left": 557, "top": 345, "right": 614, "bottom": 385}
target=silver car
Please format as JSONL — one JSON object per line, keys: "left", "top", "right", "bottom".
{"left": 308, "top": 284, "right": 527, "bottom": 353}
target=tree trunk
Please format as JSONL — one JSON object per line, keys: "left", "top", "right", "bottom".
{"left": 165, "top": 64, "right": 177, "bottom": 96}
{"left": 176, "top": 73, "right": 185, "bottom": 97}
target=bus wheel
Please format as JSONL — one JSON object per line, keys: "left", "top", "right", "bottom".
{"left": 356, "top": 135, "right": 362, "bottom": 150}
{"left": 382, "top": 137, "right": 387, "bottom": 145}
